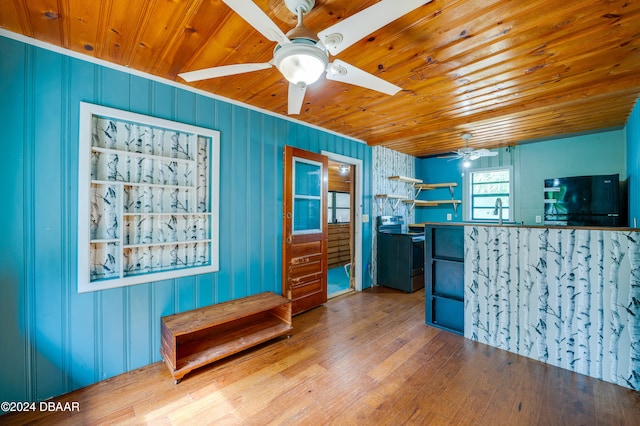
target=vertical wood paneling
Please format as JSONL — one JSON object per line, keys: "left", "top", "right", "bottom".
{"left": 0, "top": 37, "right": 28, "bottom": 403}
{"left": 68, "top": 57, "right": 96, "bottom": 389}
{"left": 129, "top": 75, "right": 151, "bottom": 114}
{"left": 152, "top": 81, "right": 174, "bottom": 121}
{"left": 60, "top": 55, "right": 72, "bottom": 392}
{"left": 128, "top": 284, "right": 151, "bottom": 370}
{"left": 213, "top": 100, "right": 233, "bottom": 304}
{"left": 0, "top": 35, "right": 373, "bottom": 404}
{"left": 247, "top": 110, "right": 262, "bottom": 296}
{"left": 265, "top": 114, "right": 280, "bottom": 294}
{"left": 33, "top": 46, "right": 65, "bottom": 401}
{"left": 231, "top": 106, "right": 249, "bottom": 299}
{"left": 100, "top": 289, "right": 125, "bottom": 381}
{"left": 151, "top": 279, "right": 173, "bottom": 362}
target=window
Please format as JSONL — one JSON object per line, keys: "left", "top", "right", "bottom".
{"left": 467, "top": 167, "right": 512, "bottom": 222}
{"left": 292, "top": 158, "right": 323, "bottom": 234}
{"left": 328, "top": 191, "right": 351, "bottom": 223}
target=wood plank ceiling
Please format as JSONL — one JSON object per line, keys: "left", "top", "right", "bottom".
{"left": 2, "top": 0, "right": 639, "bottom": 157}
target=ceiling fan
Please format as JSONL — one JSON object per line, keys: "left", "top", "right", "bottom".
{"left": 440, "top": 133, "right": 498, "bottom": 167}
{"left": 178, "top": 0, "right": 431, "bottom": 115}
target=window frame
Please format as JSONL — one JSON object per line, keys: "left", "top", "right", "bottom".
{"left": 291, "top": 156, "right": 324, "bottom": 235}
{"left": 464, "top": 165, "right": 514, "bottom": 223}
{"left": 328, "top": 191, "right": 351, "bottom": 224}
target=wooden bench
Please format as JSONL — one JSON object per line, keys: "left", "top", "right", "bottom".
{"left": 160, "top": 292, "right": 292, "bottom": 383}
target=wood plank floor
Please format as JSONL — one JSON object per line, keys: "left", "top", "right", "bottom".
{"left": 3, "top": 287, "right": 639, "bottom": 425}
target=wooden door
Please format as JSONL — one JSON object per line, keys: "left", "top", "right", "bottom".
{"left": 282, "top": 146, "right": 328, "bottom": 315}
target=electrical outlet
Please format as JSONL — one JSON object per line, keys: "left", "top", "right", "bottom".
{"left": 447, "top": 213, "right": 453, "bottom": 221}
{"left": 362, "top": 214, "right": 369, "bottom": 223}
{"left": 535, "top": 215, "right": 542, "bottom": 223}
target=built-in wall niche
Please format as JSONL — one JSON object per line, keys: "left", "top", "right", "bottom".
{"left": 78, "top": 102, "right": 220, "bottom": 293}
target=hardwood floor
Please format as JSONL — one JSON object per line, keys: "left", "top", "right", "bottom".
{"left": 3, "top": 287, "right": 639, "bottom": 425}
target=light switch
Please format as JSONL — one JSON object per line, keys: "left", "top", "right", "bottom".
{"left": 535, "top": 215, "right": 542, "bottom": 223}
{"left": 447, "top": 213, "right": 452, "bottom": 221}
{"left": 362, "top": 214, "right": 369, "bottom": 223}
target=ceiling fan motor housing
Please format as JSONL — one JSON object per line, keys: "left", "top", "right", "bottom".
{"left": 285, "top": 0, "right": 315, "bottom": 15}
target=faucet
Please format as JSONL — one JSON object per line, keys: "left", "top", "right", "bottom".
{"left": 493, "top": 198, "right": 503, "bottom": 225}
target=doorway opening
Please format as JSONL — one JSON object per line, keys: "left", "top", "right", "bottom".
{"left": 324, "top": 151, "right": 363, "bottom": 298}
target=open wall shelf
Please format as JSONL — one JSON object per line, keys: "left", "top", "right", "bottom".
{"left": 407, "top": 182, "right": 461, "bottom": 214}
{"left": 78, "top": 102, "right": 220, "bottom": 292}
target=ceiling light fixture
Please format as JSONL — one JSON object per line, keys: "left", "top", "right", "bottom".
{"left": 338, "top": 164, "right": 350, "bottom": 175}
{"left": 273, "top": 40, "right": 328, "bottom": 86}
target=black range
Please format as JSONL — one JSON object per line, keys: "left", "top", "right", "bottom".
{"left": 376, "top": 215, "right": 425, "bottom": 293}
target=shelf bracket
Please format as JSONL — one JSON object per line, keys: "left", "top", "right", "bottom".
{"left": 414, "top": 185, "right": 422, "bottom": 199}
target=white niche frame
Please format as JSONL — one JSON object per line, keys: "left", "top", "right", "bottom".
{"left": 78, "top": 102, "right": 220, "bottom": 293}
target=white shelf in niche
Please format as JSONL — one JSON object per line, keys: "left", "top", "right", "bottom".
{"left": 78, "top": 102, "right": 220, "bottom": 293}
{"left": 91, "top": 146, "right": 197, "bottom": 164}
{"left": 92, "top": 180, "right": 194, "bottom": 190}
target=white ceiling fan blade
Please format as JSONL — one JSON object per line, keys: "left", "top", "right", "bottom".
{"left": 178, "top": 63, "right": 272, "bottom": 82}
{"left": 476, "top": 149, "right": 499, "bottom": 157}
{"left": 326, "top": 60, "right": 401, "bottom": 96}
{"left": 221, "top": 0, "right": 290, "bottom": 45}
{"left": 288, "top": 82, "right": 307, "bottom": 115}
{"left": 317, "top": 0, "right": 432, "bottom": 55}
{"left": 468, "top": 152, "right": 481, "bottom": 161}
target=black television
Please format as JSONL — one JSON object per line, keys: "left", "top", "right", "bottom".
{"left": 543, "top": 174, "right": 626, "bottom": 227}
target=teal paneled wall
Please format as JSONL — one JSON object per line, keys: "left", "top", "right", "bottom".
{"left": 416, "top": 130, "right": 627, "bottom": 225}
{"left": 628, "top": 100, "right": 640, "bottom": 227}
{"left": 0, "top": 35, "right": 372, "bottom": 404}
{"left": 415, "top": 156, "right": 464, "bottom": 223}
{"left": 517, "top": 131, "right": 626, "bottom": 225}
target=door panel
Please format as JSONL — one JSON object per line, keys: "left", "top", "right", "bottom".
{"left": 289, "top": 259, "right": 323, "bottom": 278}
{"left": 291, "top": 241, "right": 323, "bottom": 258}
{"left": 283, "top": 146, "right": 328, "bottom": 315}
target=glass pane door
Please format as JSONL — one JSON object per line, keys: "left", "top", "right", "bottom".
{"left": 293, "top": 157, "right": 323, "bottom": 234}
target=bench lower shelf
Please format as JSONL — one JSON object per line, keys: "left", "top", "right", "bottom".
{"left": 160, "top": 292, "right": 292, "bottom": 382}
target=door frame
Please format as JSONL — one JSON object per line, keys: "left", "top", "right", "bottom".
{"left": 321, "top": 150, "right": 363, "bottom": 291}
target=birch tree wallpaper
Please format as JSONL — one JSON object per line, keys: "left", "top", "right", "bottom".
{"left": 464, "top": 226, "right": 640, "bottom": 390}
{"left": 371, "top": 146, "right": 415, "bottom": 285}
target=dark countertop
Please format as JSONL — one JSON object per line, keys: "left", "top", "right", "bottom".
{"left": 409, "top": 222, "right": 639, "bottom": 232}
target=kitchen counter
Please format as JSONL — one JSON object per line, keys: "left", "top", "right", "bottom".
{"left": 417, "top": 222, "right": 640, "bottom": 391}
{"left": 410, "top": 221, "right": 638, "bottom": 231}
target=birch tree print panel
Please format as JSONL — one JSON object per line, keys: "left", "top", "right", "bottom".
{"left": 464, "top": 226, "right": 640, "bottom": 390}
{"left": 372, "top": 146, "right": 415, "bottom": 285}
{"left": 78, "top": 103, "right": 220, "bottom": 293}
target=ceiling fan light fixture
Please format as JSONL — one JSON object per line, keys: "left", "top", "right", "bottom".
{"left": 274, "top": 41, "right": 328, "bottom": 85}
